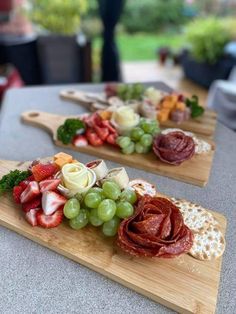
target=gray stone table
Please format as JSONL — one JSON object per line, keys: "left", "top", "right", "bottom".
{"left": 0, "top": 83, "right": 235, "bottom": 314}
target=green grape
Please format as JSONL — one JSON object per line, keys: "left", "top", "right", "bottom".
{"left": 102, "top": 216, "right": 120, "bottom": 237}
{"left": 120, "top": 188, "right": 137, "bottom": 204}
{"left": 151, "top": 126, "right": 160, "bottom": 136}
{"left": 130, "top": 127, "right": 144, "bottom": 141}
{"left": 116, "top": 136, "right": 131, "bottom": 149}
{"left": 63, "top": 198, "right": 80, "bottom": 219}
{"left": 102, "top": 181, "right": 121, "bottom": 200}
{"left": 135, "top": 142, "right": 146, "bottom": 154}
{"left": 122, "top": 141, "right": 135, "bottom": 155}
{"left": 140, "top": 134, "right": 153, "bottom": 147}
{"left": 116, "top": 202, "right": 134, "bottom": 219}
{"left": 89, "top": 208, "right": 103, "bottom": 226}
{"left": 87, "top": 187, "right": 103, "bottom": 195}
{"left": 84, "top": 192, "right": 102, "bottom": 209}
{"left": 69, "top": 209, "right": 89, "bottom": 230}
{"left": 97, "top": 199, "right": 116, "bottom": 222}
{"left": 140, "top": 119, "right": 156, "bottom": 134}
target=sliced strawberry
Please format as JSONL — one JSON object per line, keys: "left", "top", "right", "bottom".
{"left": 101, "top": 120, "right": 117, "bottom": 134}
{"left": 20, "top": 181, "right": 40, "bottom": 204}
{"left": 42, "top": 191, "right": 67, "bottom": 215}
{"left": 27, "top": 174, "right": 35, "bottom": 181}
{"left": 19, "top": 180, "right": 30, "bottom": 190}
{"left": 94, "top": 125, "right": 109, "bottom": 141}
{"left": 39, "top": 179, "right": 61, "bottom": 193}
{"left": 25, "top": 208, "right": 39, "bottom": 226}
{"left": 13, "top": 186, "right": 23, "bottom": 204}
{"left": 106, "top": 133, "right": 118, "bottom": 146}
{"left": 32, "top": 163, "right": 58, "bottom": 182}
{"left": 36, "top": 208, "right": 63, "bottom": 228}
{"left": 84, "top": 112, "right": 103, "bottom": 128}
{"left": 72, "top": 135, "right": 88, "bottom": 147}
{"left": 22, "top": 196, "right": 41, "bottom": 213}
{"left": 86, "top": 128, "right": 103, "bottom": 146}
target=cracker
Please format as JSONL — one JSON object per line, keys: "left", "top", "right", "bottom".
{"left": 171, "top": 198, "right": 214, "bottom": 233}
{"left": 128, "top": 179, "right": 156, "bottom": 197}
{"left": 189, "top": 224, "right": 225, "bottom": 261}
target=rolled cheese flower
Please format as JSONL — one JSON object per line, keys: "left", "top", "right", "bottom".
{"left": 61, "top": 162, "right": 96, "bottom": 195}
{"left": 111, "top": 106, "right": 139, "bottom": 134}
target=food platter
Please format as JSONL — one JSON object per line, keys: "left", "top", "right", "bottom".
{"left": 0, "top": 156, "right": 227, "bottom": 314}
{"left": 60, "top": 87, "right": 217, "bottom": 138}
{"left": 21, "top": 110, "right": 215, "bottom": 187}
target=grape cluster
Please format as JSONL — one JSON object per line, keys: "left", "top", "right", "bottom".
{"left": 63, "top": 181, "right": 137, "bottom": 237}
{"left": 116, "top": 118, "right": 160, "bottom": 154}
{"left": 117, "top": 83, "right": 144, "bottom": 101}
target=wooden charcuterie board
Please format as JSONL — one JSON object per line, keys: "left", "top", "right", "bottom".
{"left": 60, "top": 89, "right": 217, "bottom": 138}
{"left": 21, "top": 111, "right": 215, "bottom": 187}
{"left": 0, "top": 159, "right": 226, "bottom": 314}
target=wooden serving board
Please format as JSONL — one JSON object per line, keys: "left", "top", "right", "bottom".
{"left": 0, "top": 159, "right": 226, "bottom": 314}
{"left": 21, "top": 111, "right": 215, "bottom": 187}
{"left": 60, "top": 89, "right": 217, "bottom": 138}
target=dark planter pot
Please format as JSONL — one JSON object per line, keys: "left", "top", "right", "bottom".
{"left": 37, "top": 34, "right": 92, "bottom": 85}
{"left": 181, "top": 51, "right": 236, "bottom": 88}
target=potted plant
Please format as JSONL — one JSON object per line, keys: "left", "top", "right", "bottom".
{"left": 181, "top": 17, "right": 236, "bottom": 88}
{"left": 26, "top": 0, "right": 92, "bottom": 84}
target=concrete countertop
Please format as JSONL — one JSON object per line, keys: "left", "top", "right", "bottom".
{"left": 0, "top": 83, "right": 235, "bottom": 314}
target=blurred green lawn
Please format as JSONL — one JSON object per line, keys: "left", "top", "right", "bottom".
{"left": 93, "top": 33, "right": 184, "bottom": 61}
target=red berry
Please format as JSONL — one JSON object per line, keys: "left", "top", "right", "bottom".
{"left": 22, "top": 196, "right": 41, "bottom": 213}
{"left": 25, "top": 208, "right": 39, "bottom": 226}
{"left": 72, "top": 135, "right": 88, "bottom": 147}
{"left": 32, "top": 163, "right": 58, "bottom": 182}
{"left": 36, "top": 208, "right": 63, "bottom": 228}
{"left": 94, "top": 126, "right": 109, "bottom": 141}
{"left": 20, "top": 181, "right": 40, "bottom": 204}
{"left": 39, "top": 179, "right": 61, "bottom": 193}
{"left": 106, "top": 133, "right": 118, "bottom": 146}
{"left": 86, "top": 128, "right": 103, "bottom": 146}
{"left": 13, "top": 186, "right": 23, "bottom": 204}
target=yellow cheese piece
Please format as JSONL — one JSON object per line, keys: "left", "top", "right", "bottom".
{"left": 157, "top": 109, "right": 170, "bottom": 122}
{"left": 161, "top": 100, "right": 175, "bottom": 110}
{"left": 54, "top": 152, "right": 73, "bottom": 163}
{"left": 175, "top": 101, "right": 186, "bottom": 111}
{"left": 54, "top": 158, "right": 69, "bottom": 168}
{"left": 99, "top": 110, "right": 112, "bottom": 120}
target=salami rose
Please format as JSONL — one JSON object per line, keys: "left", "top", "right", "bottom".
{"left": 153, "top": 131, "right": 195, "bottom": 165}
{"left": 117, "top": 196, "right": 193, "bottom": 258}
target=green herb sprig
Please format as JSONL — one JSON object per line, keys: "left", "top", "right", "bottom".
{"left": 186, "top": 95, "right": 205, "bottom": 118}
{"left": 57, "top": 118, "right": 85, "bottom": 145}
{"left": 0, "top": 170, "right": 30, "bottom": 193}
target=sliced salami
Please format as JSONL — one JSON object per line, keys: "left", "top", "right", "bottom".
{"left": 117, "top": 196, "right": 193, "bottom": 258}
{"left": 153, "top": 131, "right": 195, "bottom": 165}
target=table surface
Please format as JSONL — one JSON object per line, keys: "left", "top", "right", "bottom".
{"left": 0, "top": 83, "right": 235, "bottom": 314}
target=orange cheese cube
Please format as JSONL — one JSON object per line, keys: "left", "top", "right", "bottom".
{"left": 157, "top": 109, "right": 170, "bottom": 122}
{"left": 175, "top": 101, "right": 186, "bottom": 111}
{"left": 54, "top": 158, "right": 69, "bottom": 168}
{"left": 99, "top": 110, "right": 112, "bottom": 120}
{"left": 53, "top": 152, "right": 73, "bottom": 163}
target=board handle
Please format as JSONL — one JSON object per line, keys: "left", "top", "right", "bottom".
{"left": 21, "top": 111, "right": 62, "bottom": 138}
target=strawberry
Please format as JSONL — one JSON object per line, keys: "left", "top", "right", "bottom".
{"left": 86, "top": 128, "right": 103, "bottom": 146}
{"left": 13, "top": 186, "right": 23, "bottom": 204}
{"left": 39, "top": 179, "right": 61, "bottom": 193}
{"left": 106, "top": 133, "right": 118, "bottom": 146}
{"left": 19, "top": 180, "right": 30, "bottom": 190}
{"left": 31, "top": 163, "right": 58, "bottom": 182}
{"left": 25, "top": 208, "right": 39, "bottom": 226}
{"left": 20, "top": 181, "right": 40, "bottom": 204}
{"left": 22, "top": 196, "right": 41, "bottom": 212}
{"left": 42, "top": 191, "right": 67, "bottom": 215}
{"left": 101, "top": 120, "right": 117, "bottom": 134}
{"left": 94, "top": 125, "right": 109, "bottom": 141}
{"left": 36, "top": 208, "right": 63, "bottom": 228}
{"left": 84, "top": 113, "right": 103, "bottom": 128}
{"left": 72, "top": 135, "right": 88, "bottom": 147}
{"left": 27, "top": 174, "right": 35, "bottom": 181}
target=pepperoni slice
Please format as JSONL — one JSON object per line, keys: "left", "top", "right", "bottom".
{"left": 117, "top": 196, "right": 193, "bottom": 258}
{"left": 153, "top": 131, "right": 195, "bottom": 165}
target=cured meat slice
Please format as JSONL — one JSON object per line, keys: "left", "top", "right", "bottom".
{"left": 117, "top": 196, "right": 193, "bottom": 258}
{"left": 153, "top": 131, "right": 195, "bottom": 165}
